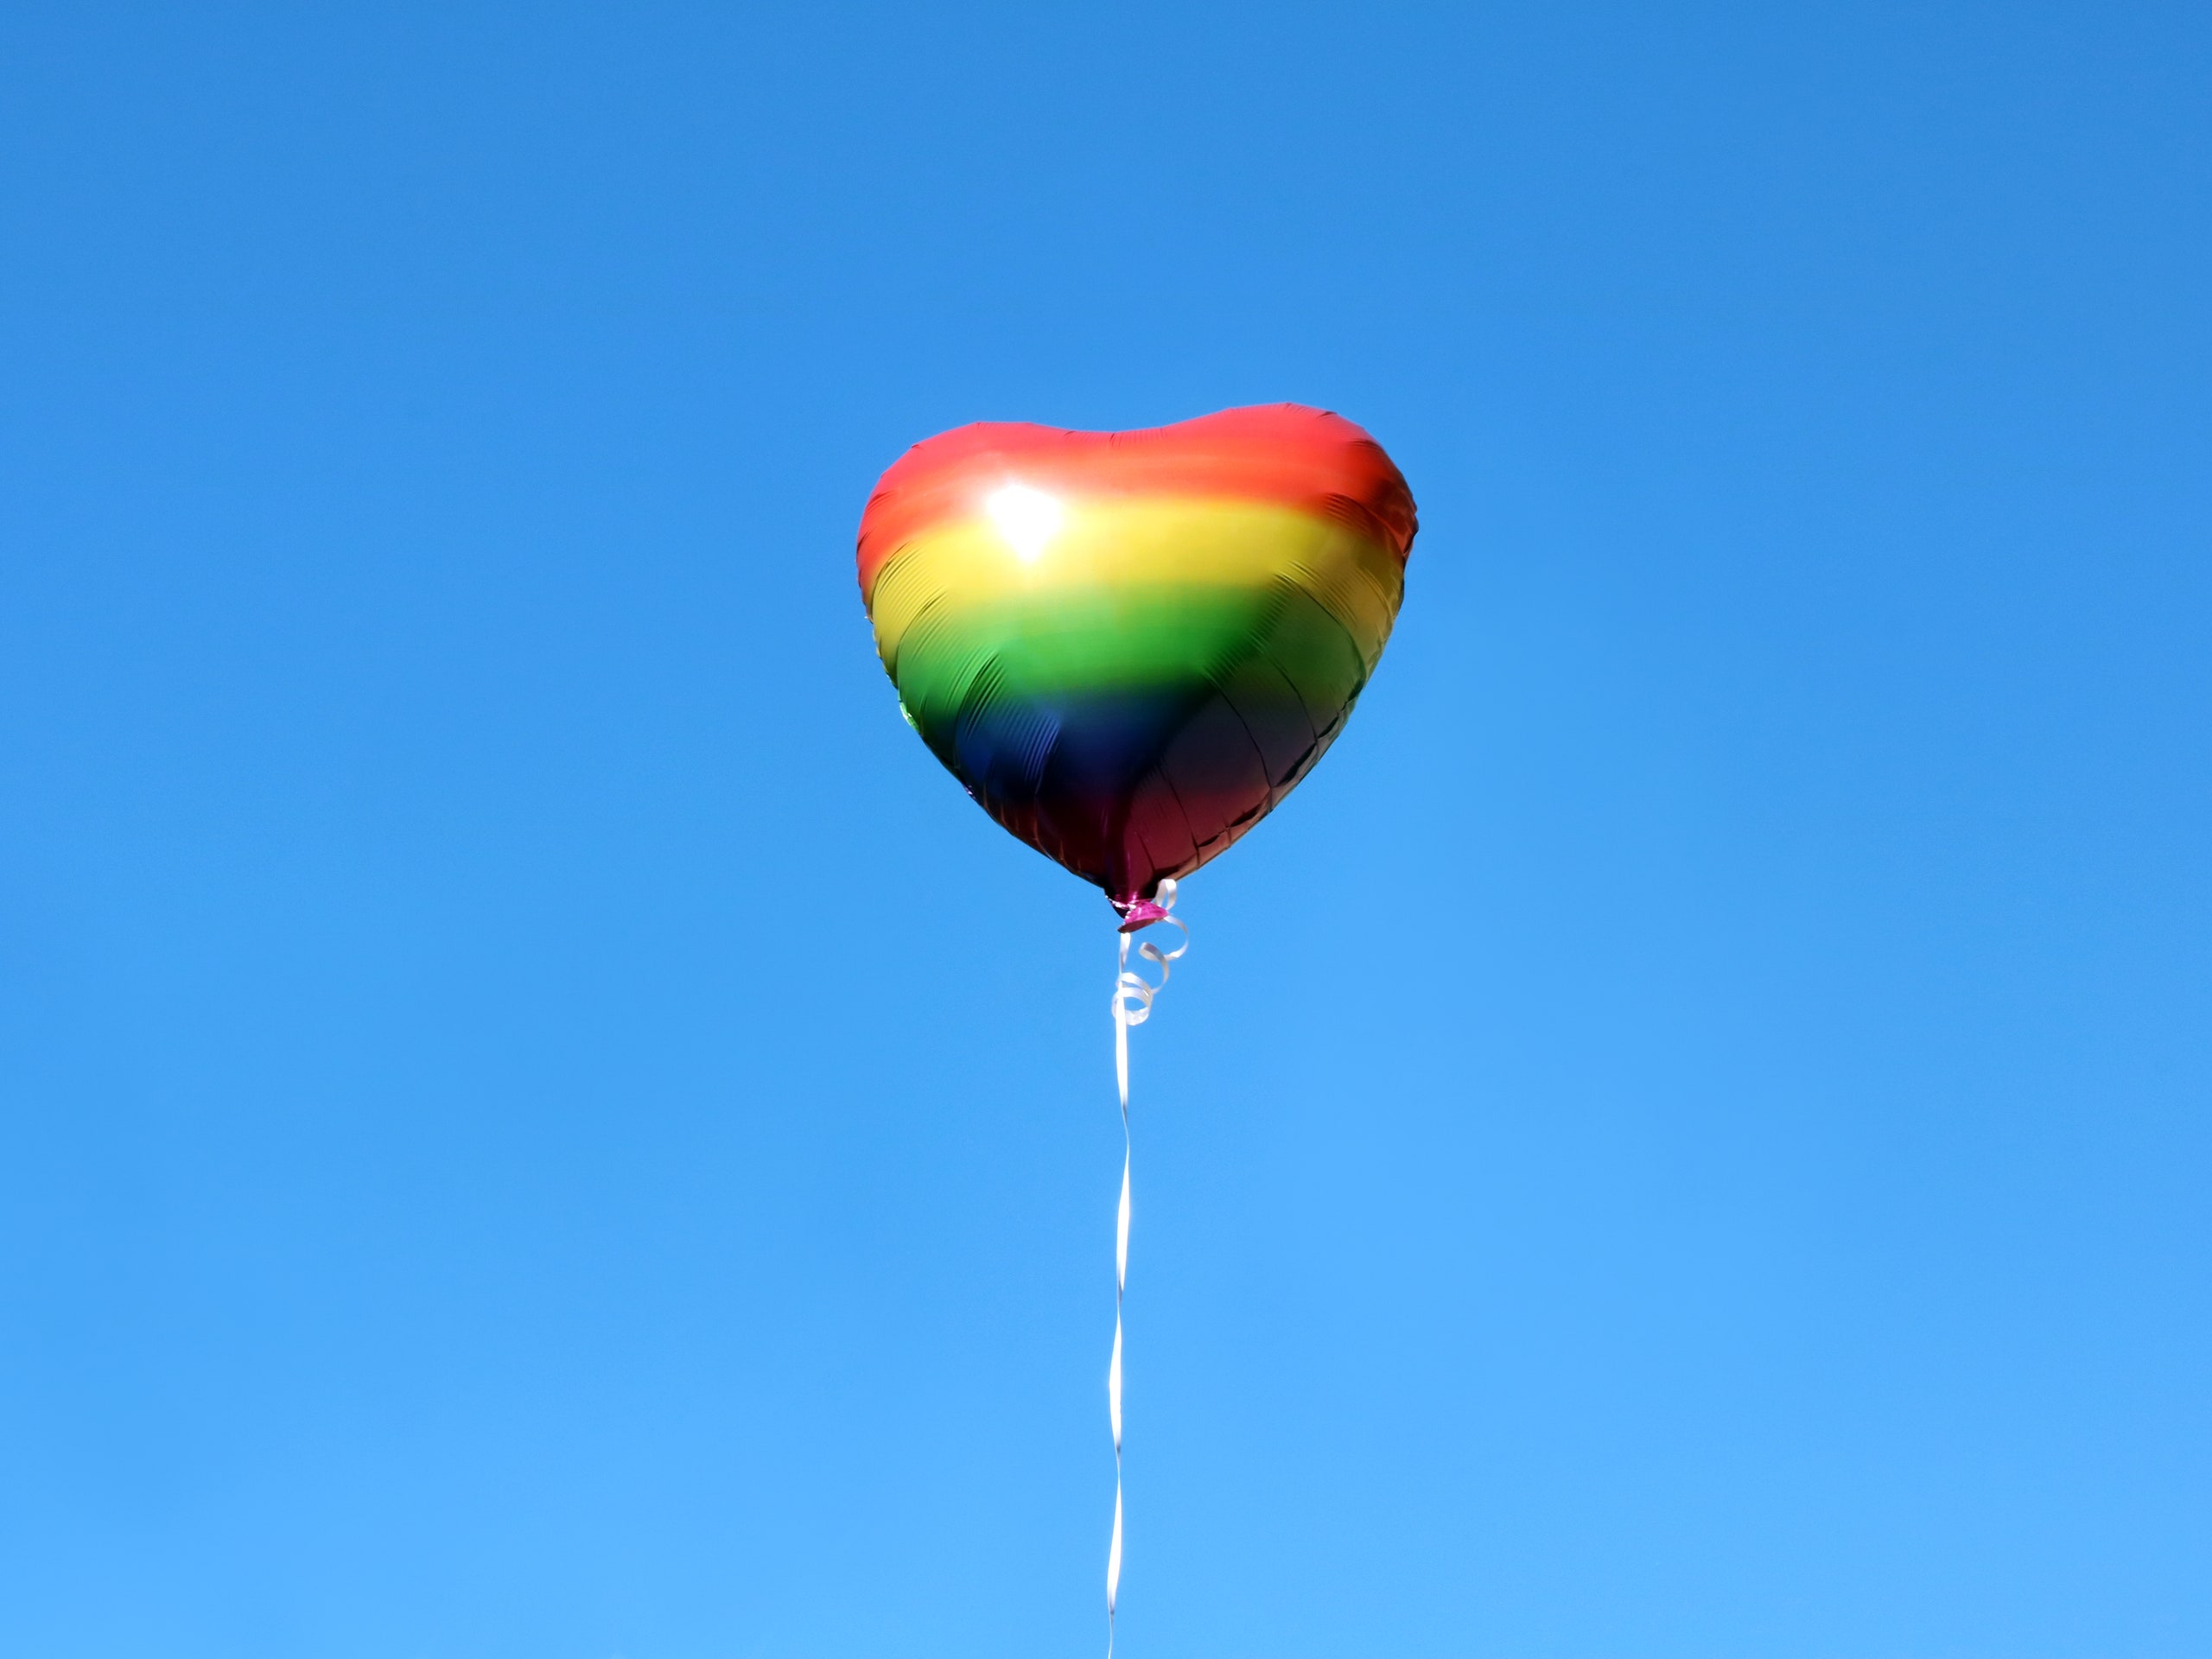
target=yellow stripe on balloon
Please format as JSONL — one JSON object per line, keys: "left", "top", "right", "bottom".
{"left": 868, "top": 495, "right": 1403, "bottom": 671}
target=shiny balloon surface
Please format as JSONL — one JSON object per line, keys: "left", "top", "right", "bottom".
{"left": 857, "top": 404, "right": 1416, "bottom": 907}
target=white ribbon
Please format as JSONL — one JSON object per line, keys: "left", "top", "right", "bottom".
{"left": 1106, "top": 877, "right": 1188, "bottom": 1657}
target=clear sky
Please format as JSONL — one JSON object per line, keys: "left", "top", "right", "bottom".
{"left": 2, "top": 4, "right": 2207, "bottom": 1656}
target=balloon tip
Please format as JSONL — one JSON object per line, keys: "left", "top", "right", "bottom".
{"left": 1112, "top": 878, "right": 1179, "bottom": 932}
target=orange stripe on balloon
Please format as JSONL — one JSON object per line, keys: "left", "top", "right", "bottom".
{"left": 856, "top": 404, "right": 1416, "bottom": 599}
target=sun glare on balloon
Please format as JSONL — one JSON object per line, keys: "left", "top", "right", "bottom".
{"left": 988, "top": 484, "right": 1065, "bottom": 563}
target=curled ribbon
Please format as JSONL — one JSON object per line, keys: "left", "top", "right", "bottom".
{"left": 1106, "top": 877, "right": 1188, "bottom": 1657}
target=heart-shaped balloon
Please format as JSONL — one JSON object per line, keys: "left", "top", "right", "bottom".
{"left": 857, "top": 404, "right": 1416, "bottom": 912}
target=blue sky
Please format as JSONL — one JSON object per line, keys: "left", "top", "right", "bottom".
{"left": 2, "top": 4, "right": 2207, "bottom": 1655}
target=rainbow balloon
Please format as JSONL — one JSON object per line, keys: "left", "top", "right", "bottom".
{"left": 857, "top": 404, "right": 1417, "bottom": 912}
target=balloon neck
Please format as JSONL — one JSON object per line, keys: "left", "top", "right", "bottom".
{"left": 1111, "top": 877, "right": 1179, "bottom": 933}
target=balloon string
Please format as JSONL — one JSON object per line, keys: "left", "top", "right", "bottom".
{"left": 1107, "top": 879, "right": 1188, "bottom": 1659}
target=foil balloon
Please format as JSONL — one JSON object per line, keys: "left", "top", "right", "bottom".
{"left": 853, "top": 403, "right": 1415, "bottom": 1649}
{"left": 856, "top": 403, "right": 1417, "bottom": 916}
